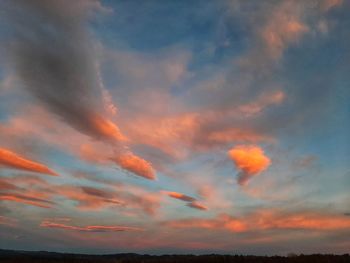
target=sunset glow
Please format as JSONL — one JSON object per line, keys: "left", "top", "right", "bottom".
{"left": 0, "top": 0, "right": 349, "bottom": 256}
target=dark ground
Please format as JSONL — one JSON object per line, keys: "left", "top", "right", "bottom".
{"left": 0, "top": 249, "right": 349, "bottom": 263}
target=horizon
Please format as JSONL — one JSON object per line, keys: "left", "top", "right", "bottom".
{"left": 0, "top": 0, "right": 349, "bottom": 256}
{"left": 1, "top": 248, "right": 349, "bottom": 256}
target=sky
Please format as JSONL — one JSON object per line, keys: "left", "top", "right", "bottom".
{"left": 0, "top": 0, "right": 349, "bottom": 255}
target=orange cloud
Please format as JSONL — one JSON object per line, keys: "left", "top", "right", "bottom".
{"left": 1, "top": 174, "right": 161, "bottom": 215}
{"left": 57, "top": 186, "right": 123, "bottom": 210}
{"left": 0, "top": 180, "right": 17, "bottom": 191}
{"left": 90, "top": 114, "right": 127, "bottom": 142}
{"left": 0, "top": 147, "right": 58, "bottom": 176}
{"left": 124, "top": 111, "right": 273, "bottom": 158}
{"left": 0, "top": 193, "right": 53, "bottom": 208}
{"left": 165, "top": 213, "right": 247, "bottom": 233}
{"left": 187, "top": 202, "right": 208, "bottom": 211}
{"left": 166, "top": 191, "right": 196, "bottom": 202}
{"left": 40, "top": 220, "right": 143, "bottom": 232}
{"left": 164, "top": 191, "right": 208, "bottom": 211}
{"left": 124, "top": 113, "right": 199, "bottom": 159}
{"left": 205, "top": 128, "right": 272, "bottom": 146}
{"left": 228, "top": 145, "right": 271, "bottom": 185}
{"left": 56, "top": 184, "right": 160, "bottom": 215}
{"left": 253, "top": 210, "right": 350, "bottom": 231}
{"left": 79, "top": 142, "right": 156, "bottom": 181}
{"left": 166, "top": 210, "right": 350, "bottom": 233}
{"left": 113, "top": 153, "right": 156, "bottom": 180}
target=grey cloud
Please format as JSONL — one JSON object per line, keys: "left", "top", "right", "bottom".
{"left": 2, "top": 0, "right": 124, "bottom": 142}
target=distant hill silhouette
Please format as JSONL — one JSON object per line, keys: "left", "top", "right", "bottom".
{"left": 0, "top": 249, "right": 349, "bottom": 263}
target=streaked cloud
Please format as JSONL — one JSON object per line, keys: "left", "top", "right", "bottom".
{"left": 187, "top": 202, "right": 208, "bottom": 211}
{"left": 165, "top": 191, "right": 196, "bottom": 202}
{"left": 164, "top": 191, "right": 207, "bottom": 211}
{"left": 0, "top": 147, "right": 57, "bottom": 176}
{"left": 40, "top": 220, "right": 143, "bottom": 232}
{"left": 0, "top": 193, "right": 53, "bottom": 208}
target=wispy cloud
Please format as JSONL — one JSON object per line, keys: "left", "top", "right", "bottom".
{"left": 40, "top": 220, "right": 143, "bottom": 232}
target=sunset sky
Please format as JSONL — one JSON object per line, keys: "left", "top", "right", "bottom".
{"left": 0, "top": 0, "right": 349, "bottom": 255}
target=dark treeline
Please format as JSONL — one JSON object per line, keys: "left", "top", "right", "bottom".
{"left": 0, "top": 249, "right": 349, "bottom": 263}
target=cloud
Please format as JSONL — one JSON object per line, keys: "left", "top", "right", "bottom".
{"left": 165, "top": 213, "right": 247, "bottom": 233}
{"left": 112, "top": 153, "right": 156, "bottom": 180}
{"left": 3, "top": 0, "right": 126, "bottom": 143}
{"left": 0, "top": 147, "right": 58, "bottom": 176}
{"left": 166, "top": 191, "right": 196, "bottom": 202}
{"left": 56, "top": 184, "right": 161, "bottom": 215}
{"left": 251, "top": 210, "right": 350, "bottom": 231}
{"left": 56, "top": 185, "right": 124, "bottom": 210}
{"left": 0, "top": 216, "right": 17, "bottom": 227}
{"left": 0, "top": 193, "right": 53, "bottom": 208}
{"left": 321, "top": 0, "right": 343, "bottom": 11}
{"left": 258, "top": 1, "right": 309, "bottom": 60}
{"left": 271, "top": 214, "right": 350, "bottom": 230}
{"left": 187, "top": 202, "right": 208, "bottom": 211}
{"left": 40, "top": 220, "right": 143, "bottom": 232}
{"left": 124, "top": 111, "right": 273, "bottom": 161}
{"left": 164, "top": 191, "right": 207, "bottom": 211}
{"left": 0, "top": 173, "right": 161, "bottom": 215}
{"left": 237, "top": 90, "right": 285, "bottom": 117}
{"left": 228, "top": 145, "right": 271, "bottom": 185}
{"left": 166, "top": 210, "right": 350, "bottom": 233}
{"left": 0, "top": 180, "right": 18, "bottom": 191}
